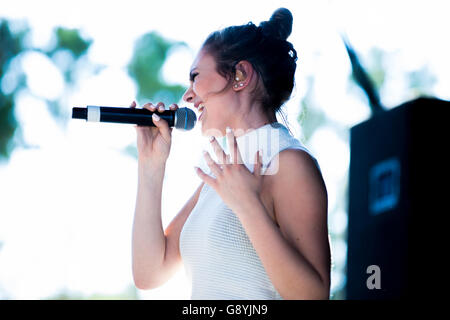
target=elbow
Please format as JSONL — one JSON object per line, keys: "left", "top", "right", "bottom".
{"left": 133, "top": 278, "right": 151, "bottom": 291}
{"left": 132, "top": 256, "right": 176, "bottom": 290}
{"left": 308, "top": 279, "right": 330, "bottom": 300}
{"left": 312, "top": 287, "right": 330, "bottom": 300}
{"left": 133, "top": 274, "right": 162, "bottom": 290}
{"left": 132, "top": 256, "right": 165, "bottom": 290}
{"left": 305, "top": 269, "right": 331, "bottom": 300}
{"left": 132, "top": 266, "right": 165, "bottom": 290}
{"left": 133, "top": 273, "right": 152, "bottom": 290}
{"left": 282, "top": 278, "right": 330, "bottom": 300}
{"left": 310, "top": 282, "right": 331, "bottom": 300}
{"left": 134, "top": 281, "right": 156, "bottom": 291}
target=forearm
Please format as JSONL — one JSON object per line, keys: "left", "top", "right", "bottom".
{"left": 132, "top": 162, "right": 167, "bottom": 286}
{"left": 236, "top": 198, "right": 329, "bottom": 300}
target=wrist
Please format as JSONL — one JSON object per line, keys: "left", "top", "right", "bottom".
{"left": 233, "top": 194, "right": 264, "bottom": 218}
{"left": 138, "top": 160, "right": 166, "bottom": 181}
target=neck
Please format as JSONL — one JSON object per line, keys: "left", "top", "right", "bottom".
{"left": 228, "top": 102, "right": 276, "bottom": 138}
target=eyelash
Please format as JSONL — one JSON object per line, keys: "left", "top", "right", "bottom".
{"left": 190, "top": 72, "right": 199, "bottom": 82}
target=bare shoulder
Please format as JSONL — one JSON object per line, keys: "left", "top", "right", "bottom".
{"left": 266, "top": 148, "right": 326, "bottom": 195}
{"left": 265, "top": 148, "right": 328, "bottom": 223}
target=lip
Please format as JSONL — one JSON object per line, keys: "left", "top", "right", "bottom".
{"left": 194, "top": 101, "right": 204, "bottom": 109}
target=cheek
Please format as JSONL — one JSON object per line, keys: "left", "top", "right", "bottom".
{"left": 192, "top": 82, "right": 203, "bottom": 97}
{"left": 195, "top": 75, "right": 229, "bottom": 99}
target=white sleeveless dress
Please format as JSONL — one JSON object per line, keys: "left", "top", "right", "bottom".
{"left": 179, "top": 122, "right": 320, "bottom": 300}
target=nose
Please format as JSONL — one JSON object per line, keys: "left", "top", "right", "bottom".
{"left": 182, "top": 84, "right": 195, "bottom": 103}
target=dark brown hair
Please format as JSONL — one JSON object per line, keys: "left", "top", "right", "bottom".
{"left": 202, "top": 8, "right": 298, "bottom": 127}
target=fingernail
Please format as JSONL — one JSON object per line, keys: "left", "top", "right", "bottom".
{"left": 226, "top": 126, "right": 232, "bottom": 133}
{"left": 209, "top": 136, "right": 215, "bottom": 142}
{"left": 152, "top": 113, "right": 160, "bottom": 121}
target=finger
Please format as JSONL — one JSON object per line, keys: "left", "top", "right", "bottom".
{"left": 194, "top": 166, "right": 217, "bottom": 188}
{"left": 203, "top": 150, "right": 222, "bottom": 177}
{"left": 226, "top": 127, "right": 243, "bottom": 165}
{"left": 169, "top": 103, "right": 179, "bottom": 110}
{"left": 209, "top": 136, "right": 227, "bottom": 165}
{"left": 156, "top": 102, "right": 165, "bottom": 113}
{"left": 254, "top": 150, "right": 263, "bottom": 176}
{"left": 152, "top": 113, "right": 172, "bottom": 142}
{"left": 143, "top": 102, "right": 157, "bottom": 112}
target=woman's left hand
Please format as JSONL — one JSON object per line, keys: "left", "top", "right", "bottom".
{"left": 195, "top": 127, "right": 264, "bottom": 216}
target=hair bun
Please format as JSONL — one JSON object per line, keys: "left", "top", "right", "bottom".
{"left": 259, "top": 8, "right": 293, "bottom": 41}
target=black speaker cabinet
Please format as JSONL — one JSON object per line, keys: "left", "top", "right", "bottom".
{"left": 346, "top": 97, "right": 449, "bottom": 299}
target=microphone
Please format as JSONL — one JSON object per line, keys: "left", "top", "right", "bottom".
{"left": 72, "top": 105, "right": 197, "bottom": 131}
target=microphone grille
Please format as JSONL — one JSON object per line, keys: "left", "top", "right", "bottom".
{"left": 175, "top": 107, "right": 197, "bottom": 131}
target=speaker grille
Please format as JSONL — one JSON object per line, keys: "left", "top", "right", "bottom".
{"left": 175, "top": 107, "right": 197, "bottom": 131}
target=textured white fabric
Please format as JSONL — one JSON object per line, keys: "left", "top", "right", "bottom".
{"left": 180, "top": 122, "right": 319, "bottom": 299}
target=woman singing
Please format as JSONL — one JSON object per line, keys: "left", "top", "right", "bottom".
{"left": 131, "top": 8, "right": 331, "bottom": 300}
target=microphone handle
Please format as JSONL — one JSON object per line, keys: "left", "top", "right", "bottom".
{"left": 78, "top": 106, "right": 175, "bottom": 126}
{"left": 98, "top": 106, "right": 175, "bottom": 126}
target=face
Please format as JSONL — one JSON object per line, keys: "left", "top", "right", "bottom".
{"left": 182, "top": 49, "right": 236, "bottom": 137}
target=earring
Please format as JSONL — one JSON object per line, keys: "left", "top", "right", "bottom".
{"left": 235, "top": 70, "right": 244, "bottom": 80}
{"left": 234, "top": 70, "right": 245, "bottom": 89}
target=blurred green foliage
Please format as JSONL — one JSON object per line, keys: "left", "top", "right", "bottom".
{"left": 0, "top": 20, "right": 24, "bottom": 75}
{"left": 0, "top": 94, "right": 16, "bottom": 159}
{"left": 0, "top": 19, "right": 92, "bottom": 162}
{"left": 0, "top": 20, "right": 23, "bottom": 160}
{"left": 128, "top": 31, "right": 187, "bottom": 103}
{"left": 52, "top": 27, "right": 92, "bottom": 58}
{"left": 0, "top": 21, "right": 188, "bottom": 163}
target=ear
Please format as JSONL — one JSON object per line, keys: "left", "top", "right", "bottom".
{"left": 233, "top": 61, "right": 254, "bottom": 91}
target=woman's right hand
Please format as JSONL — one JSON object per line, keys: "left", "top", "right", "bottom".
{"left": 131, "top": 101, "right": 179, "bottom": 168}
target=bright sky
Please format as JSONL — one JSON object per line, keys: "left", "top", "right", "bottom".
{"left": 0, "top": 0, "right": 449, "bottom": 299}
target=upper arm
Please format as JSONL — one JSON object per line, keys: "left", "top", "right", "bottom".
{"left": 270, "top": 149, "right": 331, "bottom": 288}
{"left": 162, "top": 182, "right": 205, "bottom": 272}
